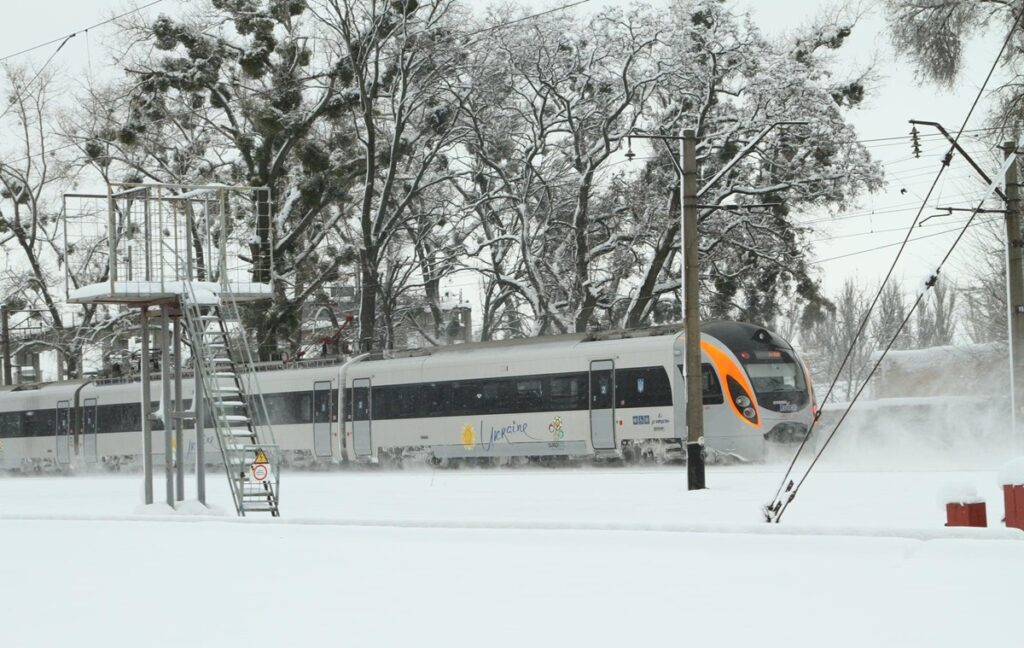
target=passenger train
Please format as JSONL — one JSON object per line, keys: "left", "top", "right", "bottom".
{"left": 0, "top": 321, "right": 815, "bottom": 472}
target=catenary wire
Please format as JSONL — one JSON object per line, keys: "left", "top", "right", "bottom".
{"left": 0, "top": 0, "right": 165, "bottom": 63}
{"left": 766, "top": 4, "right": 1024, "bottom": 523}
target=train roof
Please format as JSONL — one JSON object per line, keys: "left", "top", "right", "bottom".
{"left": 0, "top": 321, "right": 791, "bottom": 393}
{"left": 364, "top": 324, "right": 685, "bottom": 361}
{"left": 358, "top": 324, "right": 686, "bottom": 366}
{"left": 700, "top": 320, "right": 794, "bottom": 352}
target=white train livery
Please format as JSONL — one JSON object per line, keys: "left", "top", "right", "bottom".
{"left": 0, "top": 321, "right": 815, "bottom": 471}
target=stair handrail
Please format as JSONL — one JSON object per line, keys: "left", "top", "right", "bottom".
{"left": 218, "top": 280, "right": 280, "bottom": 499}
{"left": 179, "top": 280, "right": 244, "bottom": 514}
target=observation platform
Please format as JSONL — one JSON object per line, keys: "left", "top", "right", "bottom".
{"left": 62, "top": 182, "right": 274, "bottom": 307}
{"left": 67, "top": 281, "right": 273, "bottom": 306}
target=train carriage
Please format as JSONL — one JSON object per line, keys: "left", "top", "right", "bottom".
{"left": 0, "top": 321, "right": 814, "bottom": 471}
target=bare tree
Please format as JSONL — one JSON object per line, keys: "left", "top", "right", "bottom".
{"left": 454, "top": 4, "right": 665, "bottom": 335}
{"left": 81, "top": 0, "right": 354, "bottom": 357}
{"left": 622, "top": 0, "right": 882, "bottom": 329}
{"left": 800, "top": 278, "right": 873, "bottom": 400}
{"left": 310, "top": 0, "right": 469, "bottom": 351}
{"left": 0, "top": 65, "right": 101, "bottom": 377}
{"left": 884, "top": 0, "right": 1024, "bottom": 133}
{"left": 962, "top": 217, "right": 1007, "bottom": 343}
{"left": 871, "top": 280, "right": 911, "bottom": 350}
{"left": 916, "top": 278, "right": 958, "bottom": 347}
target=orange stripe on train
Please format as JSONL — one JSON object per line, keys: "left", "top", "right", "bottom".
{"left": 700, "top": 339, "right": 762, "bottom": 429}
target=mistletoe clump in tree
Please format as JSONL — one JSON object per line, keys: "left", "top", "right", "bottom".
{"left": 455, "top": 0, "right": 882, "bottom": 337}
{"left": 85, "top": 0, "right": 359, "bottom": 356}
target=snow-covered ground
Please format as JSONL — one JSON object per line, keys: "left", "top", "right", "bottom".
{"left": 1, "top": 460, "right": 1021, "bottom": 647}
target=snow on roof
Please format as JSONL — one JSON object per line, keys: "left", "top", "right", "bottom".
{"left": 936, "top": 481, "right": 985, "bottom": 506}
{"left": 870, "top": 342, "right": 1005, "bottom": 372}
{"left": 998, "top": 457, "right": 1024, "bottom": 486}
{"left": 68, "top": 281, "right": 271, "bottom": 304}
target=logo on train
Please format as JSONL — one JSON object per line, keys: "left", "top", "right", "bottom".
{"left": 461, "top": 423, "right": 476, "bottom": 450}
{"left": 548, "top": 416, "right": 565, "bottom": 441}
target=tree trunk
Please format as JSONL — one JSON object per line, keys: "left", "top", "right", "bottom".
{"left": 625, "top": 189, "right": 680, "bottom": 329}
{"left": 358, "top": 250, "right": 378, "bottom": 352}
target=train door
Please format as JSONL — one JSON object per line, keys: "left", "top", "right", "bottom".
{"left": 313, "top": 381, "right": 333, "bottom": 458}
{"left": 82, "top": 398, "right": 98, "bottom": 464}
{"left": 351, "top": 378, "right": 372, "bottom": 458}
{"left": 589, "top": 360, "right": 616, "bottom": 450}
{"left": 56, "top": 400, "right": 71, "bottom": 466}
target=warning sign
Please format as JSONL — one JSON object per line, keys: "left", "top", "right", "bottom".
{"left": 250, "top": 448, "right": 270, "bottom": 482}
{"left": 251, "top": 462, "right": 270, "bottom": 482}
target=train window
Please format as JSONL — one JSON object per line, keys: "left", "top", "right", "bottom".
{"left": 267, "top": 394, "right": 290, "bottom": 425}
{"left": 23, "top": 410, "right": 53, "bottom": 437}
{"left": 617, "top": 367, "right": 672, "bottom": 408}
{"left": 372, "top": 385, "right": 418, "bottom": 420}
{"left": 251, "top": 396, "right": 269, "bottom": 426}
{"left": 479, "top": 380, "right": 514, "bottom": 414}
{"left": 129, "top": 404, "right": 143, "bottom": 432}
{"left": 0, "top": 412, "right": 20, "bottom": 438}
{"left": 515, "top": 379, "right": 543, "bottom": 409}
{"left": 295, "top": 393, "right": 314, "bottom": 424}
{"left": 421, "top": 383, "right": 448, "bottom": 417}
{"left": 702, "top": 364, "right": 724, "bottom": 405}
{"left": 383, "top": 386, "right": 403, "bottom": 419}
{"left": 549, "top": 374, "right": 587, "bottom": 410}
{"left": 371, "top": 385, "right": 391, "bottom": 419}
{"left": 352, "top": 386, "right": 370, "bottom": 421}
{"left": 313, "top": 383, "right": 332, "bottom": 423}
{"left": 744, "top": 356, "right": 805, "bottom": 394}
{"left": 451, "top": 381, "right": 481, "bottom": 414}
{"left": 259, "top": 394, "right": 282, "bottom": 425}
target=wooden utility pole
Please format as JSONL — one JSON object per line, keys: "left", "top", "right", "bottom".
{"left": 681, "top": 130, "right": 705, "bottom": 490}
{"left": 1004, "top": 141, "right": 1024, "bottom": 444}
{"left": 625, "top": 122, "right": 804, "bottom": 491}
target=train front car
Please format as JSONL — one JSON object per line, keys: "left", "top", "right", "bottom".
{"left": 699, "top": 321, "right": 815, "bottom": 461}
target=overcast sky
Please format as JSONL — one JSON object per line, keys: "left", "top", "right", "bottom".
{"left": 0, "top": 0, "right": 1011, "bottom": 309}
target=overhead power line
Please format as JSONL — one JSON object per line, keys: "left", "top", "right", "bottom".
{"left": 766, "top": 2, "right": 1024, "bottom": 524}
{"left": 0, "top": 0, "right": 593, "bottom": 169}
{"left": 0, "top": 0, "right": 165, "bottom": 64}
{"left": 0, "top": 35, "right": 74, "bottom": 124}
{"left": 464, "top": 0, "right": 592, "bottom": 37}
{"left": 807, "top": 216, "right": 999, "bottom": 265}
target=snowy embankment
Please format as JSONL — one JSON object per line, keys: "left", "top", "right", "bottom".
{"left": 1, "top": 466, "right": 1021, "bottom": 647}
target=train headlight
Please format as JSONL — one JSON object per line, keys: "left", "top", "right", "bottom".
{"left": 725, "top": 375, "right": 759, "bottom": 426}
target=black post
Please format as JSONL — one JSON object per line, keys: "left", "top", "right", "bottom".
{"left": 1, "top": 304, "right": 10, "bottom": 386}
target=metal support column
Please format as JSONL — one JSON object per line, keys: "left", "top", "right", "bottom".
{"left": 173, "top": 315, "right": 185, "bottom": 501}
{"left": 140, "top": 308, "right": 154, "bottom": 505}
{"left": 681, "top": 129, "right": 706, "bottom": 491}
{"left": 1004, "top": 141, "right": 1024, "bottom": 450}
{"left": 195, "top": 348, "right": 206, "bottom": 505}
{"left": 160, "top": 306, "right": 174, "bottom": 508}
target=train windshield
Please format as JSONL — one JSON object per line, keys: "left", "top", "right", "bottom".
{"left": 741, "top": 351, "right": 806, "bottom": 394}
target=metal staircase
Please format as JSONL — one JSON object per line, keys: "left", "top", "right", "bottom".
{"left": 180, "top": 282, "right": 280, "bottom": 516}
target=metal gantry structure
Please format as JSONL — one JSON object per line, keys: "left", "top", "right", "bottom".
{"left": 64, "top": 183, "right": 280, "bottom": 516}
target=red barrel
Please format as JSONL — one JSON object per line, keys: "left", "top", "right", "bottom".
{"left": 945, "top": 501, "right": 987, "bottom": 528}
{"left": 1004, "top": 485, "right": 1024, "bottom": 530}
